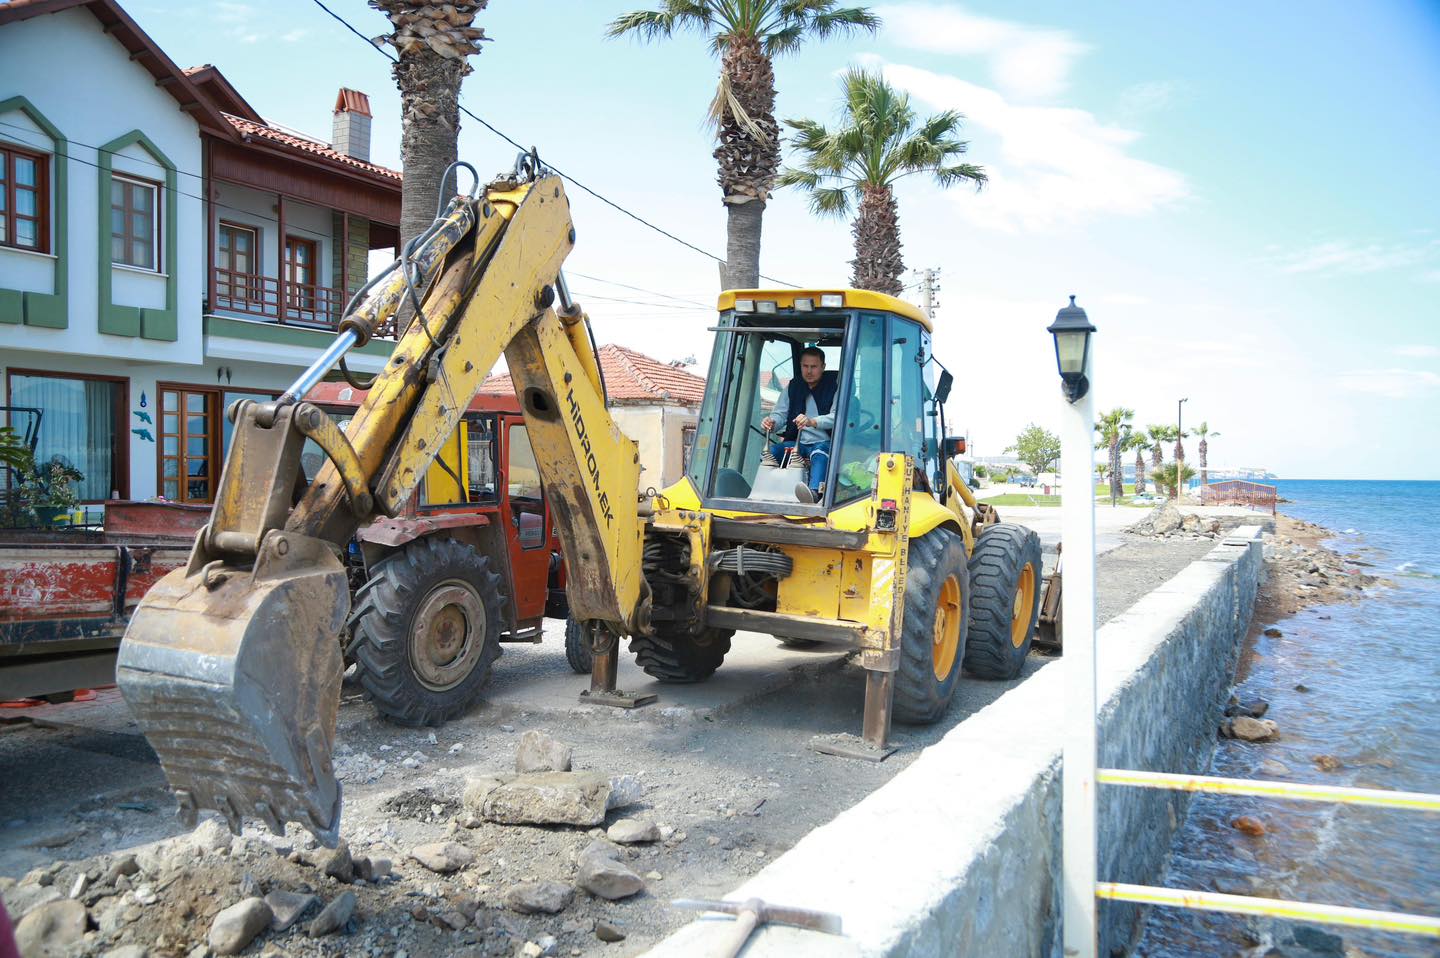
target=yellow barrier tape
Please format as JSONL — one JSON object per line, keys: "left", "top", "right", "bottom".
{"left": 1098, "top": 768, "right": 1440, "bottom": 812}
{"left": 1098, "top": 883, "right": 1440, "bottom": 937}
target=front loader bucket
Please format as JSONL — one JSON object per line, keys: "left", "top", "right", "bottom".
{"left": 116, "top": 531, "right": 349, "bottom": 846}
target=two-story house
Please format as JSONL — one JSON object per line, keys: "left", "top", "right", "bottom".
{"left": 0, "top": 0, "right": 401, "bottom": 509}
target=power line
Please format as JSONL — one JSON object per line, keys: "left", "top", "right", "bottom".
{"left": 566, "top": 288, "right": 709, "bottom": 311}
{"left": 305, "top": 0, "right": 799, "bottom": 288}
{"left": 564, "top": 270, "right": 712, "bottom": 309}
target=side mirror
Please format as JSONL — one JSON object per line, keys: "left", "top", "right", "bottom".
{"left": 934, "top": 369, "right": 953, "bottom": 405}
{"left": 942, "top": 436, "right": 966, "bottom": 457}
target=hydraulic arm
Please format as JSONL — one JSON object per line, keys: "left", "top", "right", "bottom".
{"left": 117, "top": 161, "right": 646, "bottom": 845}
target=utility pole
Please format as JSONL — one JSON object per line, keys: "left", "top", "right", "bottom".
{"left": 1176, "top": 397, "right": 1189, "bottom": 500}
{"left": 915, "top": 267, "right": 941, "bottom": 322}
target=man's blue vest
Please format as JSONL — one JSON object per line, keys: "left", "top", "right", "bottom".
{"left": 782, "top": 370, "right": 839, "bottom": 441}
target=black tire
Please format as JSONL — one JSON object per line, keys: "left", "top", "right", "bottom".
{"left": 629, "top": 627, "right": 733, "bottom": 683}
{"left": 564, "top": 616, "right": 592, "bottom": 674}
{"left": 349, "top": 537, "right": 504, "bottom": 727}
{"left": 894, "top": 527, "right": 970, "bottom": 724}
{"left": 963, "top": 523, "right": 1043, "bottom": 680}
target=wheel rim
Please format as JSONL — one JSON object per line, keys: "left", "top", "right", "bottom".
{"left": 409, "top": 579, "right": 487, "bottom": 692}
{"left": 1011, "top": 562, "right": 1037, "bottom": 648}
{"left": 932, "top": 574, "right": 962, "bottom": 681}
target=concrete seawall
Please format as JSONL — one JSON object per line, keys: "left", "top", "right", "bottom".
{"left": 646, "top": 527, "right": 1265, "bottom": 957}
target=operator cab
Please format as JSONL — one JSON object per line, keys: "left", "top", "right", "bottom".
{"left": 686, "top": 290, "right": 953, "bottom": 517}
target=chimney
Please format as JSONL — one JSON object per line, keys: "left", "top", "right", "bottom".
{"left": 332, "top": 88, "right": 372, "bottom": 162}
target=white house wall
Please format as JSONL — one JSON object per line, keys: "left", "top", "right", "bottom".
{"left": 0, "top": 6, "right": 204, "bottom": 365}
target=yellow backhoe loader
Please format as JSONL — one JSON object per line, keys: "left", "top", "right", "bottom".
{"left": 116, "top": 156, "right": 1055, "bottom": 846}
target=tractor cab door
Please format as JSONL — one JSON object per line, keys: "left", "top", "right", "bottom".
{"left": 499, "top": 416, "right": 551, "bottom": 624}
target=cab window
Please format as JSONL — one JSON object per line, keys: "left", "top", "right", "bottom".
{"left": 507, "top": 423, "right": 545, "bottom": 549}
{"left": 831, "top": 313, "right": 887, "bottom": 505}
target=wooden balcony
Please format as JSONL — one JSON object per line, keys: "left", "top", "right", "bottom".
{"left": 212, "top": 267, "right": 346, "bottom": 329}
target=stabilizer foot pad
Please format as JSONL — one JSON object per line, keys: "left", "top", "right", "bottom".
{"left": 578, "top": 689, "right": 658, "bottom": 709}
{"left": 809, "top": 732, "right": 898, "bottom": 763}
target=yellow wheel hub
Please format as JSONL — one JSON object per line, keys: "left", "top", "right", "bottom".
{"left": 932, "top": 574, "right": 962, "bottom": 681}
{"left": 1011, "top": 562, "right": 1037, "bottom": 648}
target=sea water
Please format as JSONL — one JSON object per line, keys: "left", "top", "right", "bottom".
{"left": 1135, "top": 480, "right": 1440, "bottom": 957}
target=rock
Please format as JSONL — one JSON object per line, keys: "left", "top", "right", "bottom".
{"left": 191, "top": 818, "right": 233, "bottom": 855}
{"left": 1229, "top": 716, "right": 1279, "bottom": 742}
{"left": 576, "top": 854, "right": 645, "bottom": 901}
{"left": 352, "top": 855, "right": 374, "bottom": 882}
{"left": 521, "top": 943, "right": 544, "bottom": 958}
{"left": 644, "top": 870, "right": 663, "bottom": 881}
{"left": 516, "top": 731, "right": 573, "bottom": 773}
{"left": 308, "top": 890, "right": 357, "bottom": 937}
{"left": 595, "top": 920, "right": 626, "bottom": 942}
{"left": 370, "top": 858, "right": 392, "bottom": 880}
{"left": 1313, "top": 754, "right": 1343, "bottom": 772}
{"left": 465, "top": 771, "right": 622, "bottom": 827}
{"left": 606, "top": 819, "right": 660, "bottom": 845}
{"left": 1224, "top": 699, "right": 1269, "bottom": 718}
{"left": 504, "top": 881, "right": 573, "bottom": 915}
{"left": 321, "top": 840, "right": 354, "bottom": 882}
{"left": 3, "top": 882, "right": 62, "bottom": 920}
{"left": 607, "top": 775, "right": 643, "bottom": 810}
{"left": 1259, "top": 759, "right": 1291, "bottom": 777}
{"left": 1294, "top": 683, "right": 1310, "bottom": 693}
{"left": 1231, "top": 816, "right": 1267, "bottom": 836}
{"left": 102, "top": 946, "right": 150, "bottom": 958}
{"left": 1263, "top": 627, "right": 1283, "bottom": 638}
{"left": 185, "top": 947, "right": 208, "bottom": 958}
{"left": 133, "top": 883, "right": 159, "bottom": 906}
{"left": 265, "top": 890, "right": 318, "bottom": 931}
{"left": 208, "top": 898, "right": 272, "bottom": 955}
{"left": 410, "top": 842, "right": 475, "bottom": 873}
{"left": 14, "top": 898, "right": 88, "bottom": 955}
{"left": 103, "top": 855, "right": 140, "bottom": 885}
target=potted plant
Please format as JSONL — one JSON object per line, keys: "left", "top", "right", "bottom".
{"left": 25, "top": 456, "right": 84, "bottom": 526}
{"left": 0, "top": 427, "right": 37, "bottom": 528}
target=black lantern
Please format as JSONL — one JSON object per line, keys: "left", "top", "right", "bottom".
{"left": 1047, "top": 295, "right": 1095, "bottom": 403}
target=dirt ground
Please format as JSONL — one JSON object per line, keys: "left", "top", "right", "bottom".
{"left": 1, "top": 534, "right": 1216, "bottom": 958}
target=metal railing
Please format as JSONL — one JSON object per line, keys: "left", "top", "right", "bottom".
{"left": 1093, "top": 767, "right": 1440, "bottom": 940}
{"left": 1201, "top": 479, "right": 1278, "bottom": 515}
{"left": 212, "top": 267, "right": 346, "bottom": 330}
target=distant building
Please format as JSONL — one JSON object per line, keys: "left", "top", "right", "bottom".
{"left": 0, "top": 0, "right": 401, "bottom": 506}
{"left": 482, "top": 345, "right": 705, "bottom": 490}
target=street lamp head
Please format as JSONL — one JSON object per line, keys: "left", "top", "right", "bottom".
{"left": 1047, "top": 295, "right": 1096, "bottom": 403}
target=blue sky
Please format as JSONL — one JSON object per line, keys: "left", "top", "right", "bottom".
{"left": 128, "top": 0, "right": 1440, "bottom": 479}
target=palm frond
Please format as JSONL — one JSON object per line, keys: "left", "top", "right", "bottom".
{"left": 707, "top": 71, "right": 772, "bottom": 143}
{"left": 932, "top": 162, "right": 987, "bottom": 190}
{"left": 777, "top": 166, "right": 823, "bottom": 190}
{"left": 607, "top": 2, "right": 716, "bottom": 41}
{"left": 763, "top": 22, "right": 806, "bottom": 56}
{"left": 808, "top": 185, "right": 851, "bottom": 218}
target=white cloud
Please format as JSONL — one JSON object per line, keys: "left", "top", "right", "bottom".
{"left": 1417, "top": 269, "right": 1440, "bottom": 284}
{"left": 1264, "top": 239, "right": 1439, "bottom": 275}
{"left": 1115, "top": 81, "right": 1177, "bottom": 120}
{"left": 876, "top": 3, "right": 1088, "bottom": 100}
{"left": 1394, "top": 344, "right": 1440, "bottom": 359}
{"left": 1337, "top": 368, "right": 1440, "bottom": 399}
{"left": 880, "top": 63, "right": 1189, "bottom": 232}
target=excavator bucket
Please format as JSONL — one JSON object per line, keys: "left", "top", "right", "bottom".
{"left": 116, "top": 530, "right": 349, "bottom": 846}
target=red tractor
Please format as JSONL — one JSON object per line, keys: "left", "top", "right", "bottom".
{"left": 306, "top": 383, "right": 567, "bottom": 726}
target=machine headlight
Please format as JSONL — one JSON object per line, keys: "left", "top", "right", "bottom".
{"left": 793, "top": 298, "right": 814, "bottom": 311}
{"left": 819, "top": 294, "right": 844, "bottom": 308}
{"left": 756, "top": 301, "right": 778, "bottom": 314}
{"left": 734, "top": 299, "right": 756, "bottom": 313}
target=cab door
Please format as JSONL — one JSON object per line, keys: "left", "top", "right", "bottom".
{"left": 500, "top": 416, "right": 552, "bottom": 625}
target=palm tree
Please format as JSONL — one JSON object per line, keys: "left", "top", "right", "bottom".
{"left": 1146, "top": 424, "right": 1173, "bottom": 472}
{"left": 1173, "top": 427, "right": 1190, "bottom": 496}
{"left": 1130, "top": 436, "right": 1149, "bottom": 496}
{"left": 1093, "top": 407, "right": 1134, "bottom": 506}
{"left": 1194, "top": 421, "right": 1219, "bottom": 487}
{"left": 608, "top": 1, "right": 880, "bottom": 290}
{"left": 778, "top": 68, "right": 985, "bottom": 294}
{"left": 371, "top": 1, "right": 489, "bottom": 248}
{"left": 1151, "top": 462, "right": 1196, "bottom": 500}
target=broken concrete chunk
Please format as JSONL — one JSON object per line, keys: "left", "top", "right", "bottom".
{"left": 576, "top": 855, "right": 645, "bottom": 900}
{"left": 595, "top": 919, "right": 627, "bottom": 942}
{"left": 308, "top": 890, "right": 357, "bottom": 937}
{"left": 409, "top": 842, "right": 475, "bottom": 873}
{"left": 516, "top": 730, "right": 573, "bottom": 773}
{"left": 504, "top": 881, "right": 574, "bottom": 915}
{"left": 2, "top": 882, "right": 62, "bottom": 920}
{"left": 606, "top": 819, "right": 660, "bottom": 844}
{"left": 466, "top": 771, "right": 614, "bottom": 827}
{"left": 321, "top": 840, "right": 354, "bottom": 883}
{"left": 264, "top": 890, "right": 318, "bottom": 931}
{"left": 14, "top": 898, "right": 88, "bottom": 955}
{"left": 606, "top": 775, "right": 643, "bottom": 810}
{"left": 208, "top": 897, "right": 272, "bottom": 955}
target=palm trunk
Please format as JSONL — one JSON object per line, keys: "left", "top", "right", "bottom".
{"left": 851, "top": 184, "right": 904, "bottom": 295}
{"left": 1174, "top": 436, "right": 1185, "bottom": 499}
{"left": 393, "top": 49, "right": 465, "bottom": 249}
{"left": 1152, "top": 443, "right": 1163, "bottom": 470}
{"left": 1134, "top": 449, "right": 1146, "bottom": 495}
{"left": 1108, "top": 438, "right": 1122, "bottom": 505}
{"left": 715, "top": 36, "right": 778, "bottom": 290}
{"left": 1199, "top": 437, "right": 1209, "bottom": 488}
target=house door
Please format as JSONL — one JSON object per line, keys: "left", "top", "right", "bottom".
{"left": 284, "top": 236, "right": 318, "bottom": 321}
{"left": 217, "top": 223, "right": 258, "bottom": 311}
{"left": 502, "top": 421, "right": 552, "bottom": 620}
{"left": 159, "top": 387, "right": 219, "bottom": 504}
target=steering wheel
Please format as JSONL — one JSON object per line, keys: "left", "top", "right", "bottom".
{"left": 850, "top": 408, "right": 879, "bottom": 433}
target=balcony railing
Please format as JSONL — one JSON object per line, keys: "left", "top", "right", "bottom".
{"left": 213, "top": 267, "right": 345, "bottom": 329}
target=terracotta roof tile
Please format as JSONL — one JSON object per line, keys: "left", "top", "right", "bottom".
{"left": 480, "top": 344, "right": 705, "bottom": 406}
{"left": 223, "top": 113, "right": 400, "bottom": 182}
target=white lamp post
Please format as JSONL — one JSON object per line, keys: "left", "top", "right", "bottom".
{"left": 1050, "top": 295, "right": 1098, "bottom": 958}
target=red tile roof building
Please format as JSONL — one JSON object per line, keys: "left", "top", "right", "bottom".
{"left": 482, "top": 344, "right": 705, "bottom": 407}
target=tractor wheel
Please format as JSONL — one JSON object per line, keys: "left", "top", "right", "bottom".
{"left": 629, "top": 626, "right": 733, "bottom": 683}
{"left": 962, "top": 523, "right": 1043, "bottom": 680}
{"left": 564, "top": 616, "right": 592, "bottom": 674}
{"left": 349, "top": 537, "right": 504, "bottom": 727}
{"left": 894, "top": 527, "right": 970, "bottom": 724}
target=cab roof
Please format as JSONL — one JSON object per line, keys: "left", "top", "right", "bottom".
{"left": 716, "top": 288, "right": 931, "bottom": 332}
